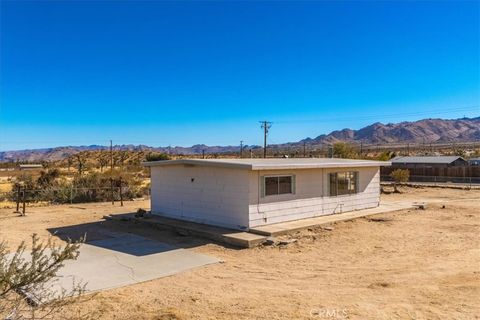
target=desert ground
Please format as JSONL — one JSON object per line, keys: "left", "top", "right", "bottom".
{"left": 0, "top": 186, "right": 479, "bottom": 320}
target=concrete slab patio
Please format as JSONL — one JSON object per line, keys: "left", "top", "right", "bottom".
{"left": 24, "top": 232, "right": 219, "bottom": 303}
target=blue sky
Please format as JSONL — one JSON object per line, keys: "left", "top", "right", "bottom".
{"left": 1, "top": 1, "right": 479, "bottom": 151}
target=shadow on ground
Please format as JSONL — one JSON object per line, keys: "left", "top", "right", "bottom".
{"left": 47, "top": 212, "right": 231, "bottom": 254}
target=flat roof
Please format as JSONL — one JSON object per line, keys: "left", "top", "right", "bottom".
{"left": 18, "top": 164, "right": 43, "bottom": 168}
{"left": 142, "top": 158, "right": 390, "bottom": 170}
{"left": 391, "top": 156, "right": 466, "bottom": 164}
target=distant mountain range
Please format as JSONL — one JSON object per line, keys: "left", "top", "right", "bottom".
{"left": 1, "top": 117, "right": 479, "bottom": 162}
{"left": 0, "top": 144, "right": 248, "bottom": 163}
{"left": 297, "top": 116, "right": 480, "bottom": 145}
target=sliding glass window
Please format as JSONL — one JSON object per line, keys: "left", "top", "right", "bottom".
{"left": 264, "top": 176, "right": 294, "bottom": 196}
{"left": 329, "top": 172, "right": 358, "bottom": 196}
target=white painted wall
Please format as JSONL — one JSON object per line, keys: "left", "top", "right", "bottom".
{"left": 248, "top": 167, "right": 380, "bottom": 227}
{"left": 150, "top": 165, "right": 250, "bottom": 229}
{"left": 150, "top": 165, "right": 381, "bottom": 230}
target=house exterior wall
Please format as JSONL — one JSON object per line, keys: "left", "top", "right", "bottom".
{"left": 248, "top": 167, "right": 380, "bottom": 227}
{"left": 150, "top": 164, "right": 381, "bottom": 230}
{"left": 150, "top": 165, "right": 250, "bottom": 229}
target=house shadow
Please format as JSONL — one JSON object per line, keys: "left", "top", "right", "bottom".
{"left": 47, "top": 212, "right": 231, "bottom": 256}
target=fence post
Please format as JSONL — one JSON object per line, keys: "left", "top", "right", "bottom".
{"left": 110, "top": 178, "right": 114, "bottom": 205}
{"left": 21, "top": 187, "right": 26, "bottom": 216}
{"left": 15, "top": 185, "right": 21, "bottom": 213}
{"left": 119, "top": 178, "right": 123, "bottom": 207}
{"left": 70, "top": 185, "right": 73, "bottom": 204}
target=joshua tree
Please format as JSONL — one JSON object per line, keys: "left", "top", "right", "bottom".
{"left": 74, "top": 154, "right": 88, "bottom": 176}
{"left": 117, "top": 151, "right": 129, "bottom": 168}
{"left": 97, "top": 154, "right": 109, "bottom": 173}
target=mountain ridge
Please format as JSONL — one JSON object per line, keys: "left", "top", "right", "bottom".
{"left": 1, "top": 117, "right": 479, "bottom": 162}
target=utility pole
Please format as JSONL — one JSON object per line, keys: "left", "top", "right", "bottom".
{"left": 110, "top": 140, "right": 114, "bottom": 171}
{"left": 110, "top": 140, "right": 114, "bottom": 205}
{"left": 328, "top": 145, "right": 334, "bottom": 158}
{"left": 202, "top": 149, "right": 205, "bottom": 159}
{"left": 240, "top": 141, "right": 244, "bottom": 158}
{"left": 303, "top": 142, "right": 306, "bottom": 157}
{"left": 259, "top": 121, "right": 272, "bottom": 158}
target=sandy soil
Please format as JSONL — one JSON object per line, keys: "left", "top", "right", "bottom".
{"left": 0, "top": 182, "right": 12, "bottom": 193}
{"left": 0, "top": 187, "right": 479, "bottom": 320}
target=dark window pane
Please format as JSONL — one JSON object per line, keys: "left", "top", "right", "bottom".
{"left": 278, "top": 176, "right": 292, "bottom": 194}
{"left": 329, "top": 173, "right": 337, "bottom": 196}
{"left": 337, "top": 172, "right": 349, "bottom": 195}
{"left": 265, "top": 177, "right": 279, "bottom": 196}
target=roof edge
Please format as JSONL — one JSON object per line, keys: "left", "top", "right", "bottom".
{"left": 142, "top": 159, "right": 390, "bottom": 170}
{"left": 142, "top": 159, "right": 253, "bottom": 169}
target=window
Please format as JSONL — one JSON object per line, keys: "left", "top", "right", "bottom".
{"left": 263, "top": 175, "right": 294, "bottom": 196}
{"left": 329, "top": 172, "right": 358, "bottom": 196}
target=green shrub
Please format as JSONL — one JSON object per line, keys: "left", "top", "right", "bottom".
{"left": 333, "top": 143, "right": 358, "bottom": 159}
{"left": 145, "top": 152, "right": 170, "bottom": 161}
{"left": 390, "top": 169, "right": 410, "bottom": 193}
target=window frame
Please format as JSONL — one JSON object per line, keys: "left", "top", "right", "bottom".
{"left": 261, "top": 174, "right": 295, "bottom": 197}
{"left": 329, "top": 171, "right": 359, "bottom": 197}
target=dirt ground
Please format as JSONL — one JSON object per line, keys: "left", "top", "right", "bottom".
{"left": 0, "top": 186, "right": 479, "bottom": 320}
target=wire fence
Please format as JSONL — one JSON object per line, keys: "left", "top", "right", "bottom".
{"left": 0, "top": 186, "right": 151, "bottom": 215}
{"left": 2, "top": 174, "right": 477, "bottom": 216}
{"left": 381, "top": 175, "right": 480, "bottom": 186}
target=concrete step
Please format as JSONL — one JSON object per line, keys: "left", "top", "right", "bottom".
{"left": 118, "top": 214, "right": 267, "bottom": 248}
{"left": 249, "top": 202, "right": 414, "bottom": 237}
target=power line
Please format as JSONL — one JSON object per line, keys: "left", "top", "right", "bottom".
{"left": 110, "top": 139, "right": 114, "bottom": 205}
{"left": 274, "top": 106, "right": 479, "bottom": 124}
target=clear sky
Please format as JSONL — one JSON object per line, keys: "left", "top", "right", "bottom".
{"left": 1, "top": 1, "right": 479, "bottom": 151}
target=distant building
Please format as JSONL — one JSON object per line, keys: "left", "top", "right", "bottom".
{"left": 391, "top": 156, "right": 468, "bottom": 168}
{"left": 469, "top": 158, "right": 480, "bottom": 166}
{"left": 18, "top": 164, "right": 43, "bottom": 171}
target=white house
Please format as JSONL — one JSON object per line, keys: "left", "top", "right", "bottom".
{"left": 144, "top": 158, "right": 391, "bottom": 230}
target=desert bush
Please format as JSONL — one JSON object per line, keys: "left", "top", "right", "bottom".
{"left": 378, "top": 151, "right": 394, "bottom": 161}
{"left": 0, "top": 234, "right": 88, "bottom": 320}
{"left": 145, "top": 152, "right": 170, "bottom": 161}
{"left": 39, "top": 179, "right": 75, "bottom": 204}
{"left": 390, "top": 169, "right": 410, "bottom": 193}
{"left": 37, "top": 169, "right": 61, "bottom": 188}
{"left": 8, "top": 170, "right": 148, "bottom": 204}
{"left": 333, "top": 143, "right": 358, "bottom": 159}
